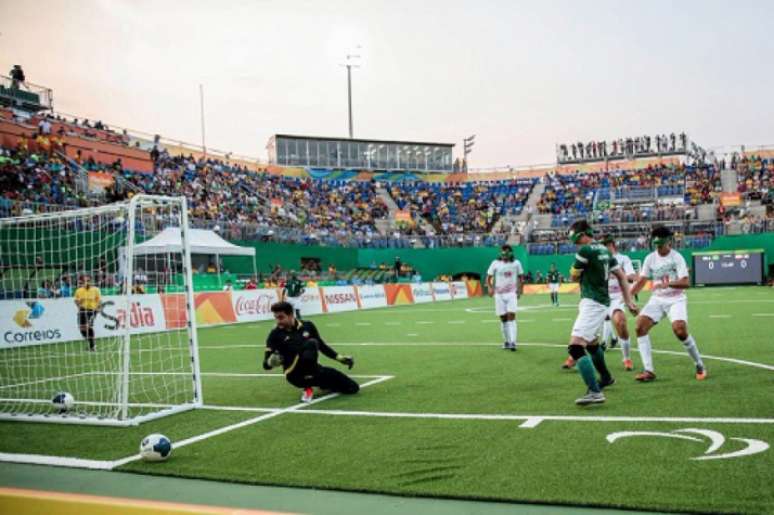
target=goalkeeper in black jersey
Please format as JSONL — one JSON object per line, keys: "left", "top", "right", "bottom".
{"left": 263, "top": 301, "right": 359, "bottom": 402}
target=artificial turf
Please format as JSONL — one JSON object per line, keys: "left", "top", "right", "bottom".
{"left": 1, "top": 286, "right": 772, "bottom": 514}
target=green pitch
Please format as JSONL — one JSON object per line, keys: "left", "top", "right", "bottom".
{"left": 1, "top": 286, "right": 773, "bottom": 514}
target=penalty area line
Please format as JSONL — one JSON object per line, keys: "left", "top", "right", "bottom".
{"left": 195, "top": 407, "right": 774, "bottom": 429}
{"left": 108, "top": 375, "right": 394, "bottom": 469}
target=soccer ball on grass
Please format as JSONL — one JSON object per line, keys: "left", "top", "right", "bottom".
{"left": 140, "top": 433, "right": 172, "bottom": 462}
{"left": 51, "top": 392, "right": 74, "bottom": 413}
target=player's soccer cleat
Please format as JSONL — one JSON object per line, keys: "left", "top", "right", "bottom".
{"left": 87, "top": 346, "right": 96, "bottom": 352}
{"left": 695, "top": 365, "right": 708, "bottom": 381}
{"left": 635, "top": 370, "right": 656, "bottom": 382}
{"left": 300, "top": 387, "right": 314, "bottom": 403}
{"left": 561, "top": 357, "right": 576, "bottom": 369}
{"left": 575, "top": 390, "right": 605, "bottom": 405}
{"left": 508, "top": 343, "right": 517, "bottom": 352}
{"left": 609, "top": 337, "right": 618, "bottom": 349}
{"left": 623, "top": 359, "right": 634, "bottom": 371}
{"left": 599, "top": 376, "right": 616, "bottom": 389}
{"left": 502, "top": 342, "right": 510, "bottom": 350}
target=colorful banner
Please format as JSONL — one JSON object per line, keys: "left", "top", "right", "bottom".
{"left": 384, "top": 284, "right": 414, "bottom": 306}
{"left": 522, "top": 283, "right": 580, "bottom": 295}
{"left": 1, "top": 294, "right": 167, "bottom": 349}
{"left": 720, "top": 192, "right": 742, "bottom": 207}
{"left": 450, "top": 281, "right": 469, "bottom": 299}
{"left": 355, "top": 285, "right": 388, "bottom": 310}
{"left": 431, "top": 282, "right": 452, "bottom": 301}
{"left": 320, "top": 286, "right": 360, "bottom": 313}
{"left": 88, "top": 172, "right": 115, "bottom": 193}
{"left": 394, "top": 210, "right": 412, "bottom": 222}
{"left": 410, "top": 283, "right": 435, "bottom": 303}
{"left": 232, "top": 288, "right": 281, "bottom": 323}
{"left": 465, "top": 279, "right": 483, "bottom": 297}
{"left": 0, "top": 282, "right": 485, "bottom": 349}
{"left": 194, "top": 292, "right": 237, "bottom": 326}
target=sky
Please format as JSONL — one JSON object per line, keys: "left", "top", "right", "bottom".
{"left": 1, "top": 0, "right": 773, "bottom": 168}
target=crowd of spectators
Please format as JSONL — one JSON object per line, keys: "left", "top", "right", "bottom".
{"left": 557, "top": 133, "right": 688, "bottom": 163}
{"left": 734, "top": 155, "right": 773, "bottom": 203}
{"left": 388, "top": 179, "right": 535, "bottom": 235}
{"left": 537, "top": 164, "right": 720, "bottom": 217}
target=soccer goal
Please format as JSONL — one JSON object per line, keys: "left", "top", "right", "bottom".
{"left": 0, "top": 195, "right": 202, "bottom": 426}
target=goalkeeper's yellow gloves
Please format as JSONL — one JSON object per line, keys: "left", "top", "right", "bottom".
{"left": 336, "top": 354, "right": 355, "bottom": 369}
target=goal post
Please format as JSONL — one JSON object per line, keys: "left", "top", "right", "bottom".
{"left": 0, "top": 194, "right": 202, "bottom": 426}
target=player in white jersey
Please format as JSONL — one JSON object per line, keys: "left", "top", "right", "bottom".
{"left": 486, "top": 244, "right": 524, "bottom": 351}
{"left": 630, "top": 226, "right": 707, "bottom": 382}
{"left": 601, "top": 235, "right": 638, "bottom": 371}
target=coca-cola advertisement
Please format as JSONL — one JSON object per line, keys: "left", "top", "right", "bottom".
{"left": 232, "top": 289, "right": 281, "bottom": 323}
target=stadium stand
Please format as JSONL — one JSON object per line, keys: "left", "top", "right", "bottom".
{"left": 4, "top": 99, "right": 772, "bottom": 258}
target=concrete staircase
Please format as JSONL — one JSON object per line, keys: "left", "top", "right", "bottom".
{"left": 720, "top": 167, "right": 738, "bottom": 193}
{"left": 375, "top": 185, "right": 435, "bottom": 237}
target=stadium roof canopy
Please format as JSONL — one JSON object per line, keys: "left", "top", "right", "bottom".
{"left": 272, "top": 134, "right": 454, "bottom": 148}
{"left": 134, "top": 228, "right": 254, "bottom": 257}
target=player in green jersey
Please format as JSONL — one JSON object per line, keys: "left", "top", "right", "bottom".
{"left": 282, "top": 273, "right": 306, "bottom": 319}
{"left": 564, "top": 220, "right": 638, "bottom": 405}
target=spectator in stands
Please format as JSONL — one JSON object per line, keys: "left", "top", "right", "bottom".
{"left": 223, "top": 280, "right": 233, "bottom": 291}
{"left": 245, "top": 277, "right": 258, "bottom": 290}
{"left": 9, "top": 65, "right": 25, "bottom": 89}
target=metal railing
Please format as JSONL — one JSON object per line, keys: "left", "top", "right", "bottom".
{"left": 0, "top": 74, "right": 53, "bottom": 111}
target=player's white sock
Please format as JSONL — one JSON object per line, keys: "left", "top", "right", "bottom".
{"left": 637, "top": 335, "right": 654, "bottom": 372}
{"left": 621, "top": 338, "right": 631, "bottom": 360}
{"left": 602, "top": 320, "right": 612, "bottom": 344}
{"left": 506, "top": 321, "right": 517, "bottom": 346}
{"left": 681, "top": 334, "right": 704, "bottom": 368}
{"left": 500, "top": 322, "right": 508, "bottom": 343}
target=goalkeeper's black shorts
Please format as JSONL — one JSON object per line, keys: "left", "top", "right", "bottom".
{"left": 78, "top": 309, "right": 96, "bottom": 327}
{"left": 287, "top": 366, "right": 359, "bottom": 394}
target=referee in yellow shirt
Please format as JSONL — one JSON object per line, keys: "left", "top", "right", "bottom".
{"left": 74, "top": 275, "right": 101, "bottom": 351}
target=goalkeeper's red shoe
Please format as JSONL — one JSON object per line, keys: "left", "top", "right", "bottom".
{"left": 623, "top": 359, "right": 634, "bottom": 371}
{"left": 300, "top": 387, "right": 314, "bottom": 403}
{"left": 695, "top": 365, "right": 708, "bottom": 381}
{"left": 562, "top": 357, "right": 576, "bottom": 369}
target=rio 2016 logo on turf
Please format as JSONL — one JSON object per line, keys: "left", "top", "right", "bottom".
{"left": 606, "top": 428, "right": 769, "bottom": 461}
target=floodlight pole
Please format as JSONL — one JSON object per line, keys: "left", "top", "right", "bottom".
{"left": 199, "top": 84, "right": 207, "bottom": 156}
{"left": 342, "top": 54, "right": 360, "bottom": 139}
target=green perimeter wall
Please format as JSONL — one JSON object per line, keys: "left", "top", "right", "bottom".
{"left": 224, "top": 234, "right": 774, "bottom": 280}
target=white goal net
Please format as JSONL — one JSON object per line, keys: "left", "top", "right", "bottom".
{"left": 0, "top": 195, "right": 202, "bottom": 426}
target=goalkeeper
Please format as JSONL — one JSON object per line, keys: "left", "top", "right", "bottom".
{"left": 263, "top": 301, "right": 359, "bottom": 402}
{"left": 74, "top": 274, "right": 100, "bottom": 351}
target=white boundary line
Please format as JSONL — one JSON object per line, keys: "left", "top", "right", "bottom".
{"left": 197, "top": 405, "right": 774, "bottom": 427}
{"left": 0, "top": 375, "right": 394, "bottom": 471}
{"left": 200, "top": 341, "right": 774, "bottom": 372}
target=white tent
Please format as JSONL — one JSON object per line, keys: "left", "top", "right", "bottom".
{"left": 132, "top": 228, "right": 256, "bottom": 281}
